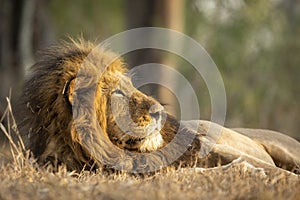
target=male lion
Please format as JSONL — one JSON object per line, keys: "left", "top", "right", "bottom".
{"left": 19, "top": 39, "right": 300, "bottom": 173}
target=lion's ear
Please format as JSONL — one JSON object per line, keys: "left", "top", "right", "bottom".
{"left": 63, "top": 78, "right": 75, "bottom": 106}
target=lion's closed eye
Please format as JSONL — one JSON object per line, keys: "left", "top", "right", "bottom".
{"left": 112, "top": 89, "right": 125, "bottom": 97}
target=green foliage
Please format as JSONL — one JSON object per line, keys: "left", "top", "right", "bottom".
{"left": 49, "top": 0, "right": 125, "bottom": 39}
{"left": 186, "top": 0, "right": 300, "bottom": 138}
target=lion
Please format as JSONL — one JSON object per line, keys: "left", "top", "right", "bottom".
{"left": 19, "top": 39, "right": 300, "bottom": 174}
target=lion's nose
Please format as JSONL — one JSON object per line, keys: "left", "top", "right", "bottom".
{"left": 149, "top": 104, "right": 164, "bottom": 121}
{"left": 150, "top": 111, "right": 161, "bottom": 121}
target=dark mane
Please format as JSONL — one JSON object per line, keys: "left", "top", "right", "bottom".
{"left": 19, "top": 40, "right": 95, "bottom": 169}
{"left": 19, "top": 39, "right": 132, "bottom": 171}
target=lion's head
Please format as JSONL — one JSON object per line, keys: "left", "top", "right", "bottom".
{"left": 20, "top": 39, "right": 173, "bottom": 171}
{"left": 66, "top": 59, "right": 166, "bottom": 153}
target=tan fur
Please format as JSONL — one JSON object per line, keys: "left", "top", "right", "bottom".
{"left": 20, "top": 39, "right": 167, "bottom": 171}
{"left": 20, "top": 39, "right": 300, "bottom": 173}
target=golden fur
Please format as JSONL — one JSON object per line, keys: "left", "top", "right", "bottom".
{"left": 20, "top": 40, "right": 177, "bottom": 171}
{"left": 20, "top": 39, "right": 300, "bottom": 173}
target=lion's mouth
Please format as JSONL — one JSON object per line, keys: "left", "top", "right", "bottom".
{"left": 125, "top": 138, "right": 143, "bottom": 148}
{"left": 122, "top": 137, "right": 146, "bottom": 151}
{"left": 122, "top": 129, "right": 162, "bottom": 151}
{"left": 124, "top": 131, "right": 155, "bottom": 144}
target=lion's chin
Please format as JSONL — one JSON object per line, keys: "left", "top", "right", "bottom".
{"left": 122, "top": 130, "right": 164, "bottom": 152}
{"left": 138, "top": 131, "right": 164, "bottom": 152}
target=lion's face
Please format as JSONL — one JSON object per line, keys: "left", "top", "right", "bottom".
{"left": 101, "top": 71, "right": 165, "bottom": 152}
{"left": 68, "top": 62, "right": 166, "bottom": 153}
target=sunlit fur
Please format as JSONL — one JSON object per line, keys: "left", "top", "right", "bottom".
{"left": 20, "top": 39, "right": 171, "bottom": 171}
{"left": 20, "top": 39, "right": 300, "bottom": 173}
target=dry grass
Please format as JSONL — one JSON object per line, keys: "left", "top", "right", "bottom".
{"left": 0, "top": 99, "right": 299, "bottom": 200}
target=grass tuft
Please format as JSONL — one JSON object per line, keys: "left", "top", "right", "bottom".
{"left": 0, "top": 98, "right": 299, "bottom": 200}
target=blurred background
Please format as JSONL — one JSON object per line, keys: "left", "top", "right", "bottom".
{"left": 0, "top": 0, "right": 299, "bottom": 141}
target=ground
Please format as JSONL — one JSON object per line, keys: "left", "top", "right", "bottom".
{"left": 0, "top": 143, "right": 299, "bottom": 200}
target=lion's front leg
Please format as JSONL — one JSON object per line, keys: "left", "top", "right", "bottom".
{"left": 174, "top": 120, "right": 277, "bottom": 169}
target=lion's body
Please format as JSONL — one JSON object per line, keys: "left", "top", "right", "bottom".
{"left": 233, "top": 128, "right": 300, "bottom": 171}
{"left": 20, "top": 39, "right": 300, "bottom": 173}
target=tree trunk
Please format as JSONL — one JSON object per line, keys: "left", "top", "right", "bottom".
{"left": 125, "top": 0, "right": 184, "bottom": 117}
{"left": 0, "top": 0, "right": 53, "bottom": 142}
